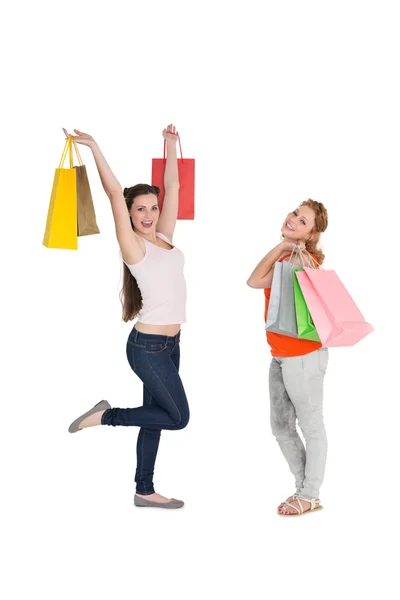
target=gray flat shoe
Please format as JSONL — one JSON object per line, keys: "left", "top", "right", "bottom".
{"left": 68, "top": 400, "right": 111, "bottom": 433}
{"left": 134, "top": 494, "right": 184, "bottom": 509}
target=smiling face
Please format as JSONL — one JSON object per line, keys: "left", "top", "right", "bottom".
{"left": 129, "top": 194, "right": 160, "bottom": 234}
{"left": 281, "top": 205, "right": 316, "bottom": 242}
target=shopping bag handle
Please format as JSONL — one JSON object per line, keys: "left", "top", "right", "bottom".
{"left": 288, "top": 246, "right": 319, "bottom": 269}
{"left": 59, "top": 135, "right": 84, "bottom": 169}
{"left": 303, "top": 250, "right": 321, "bottom": 269}
{"left": 163, "top": 133, "right": 184, "bottom": 162}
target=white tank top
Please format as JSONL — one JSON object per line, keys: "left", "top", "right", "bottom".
{"left": 124, "top": 232, "right": 187, "bottom": 325}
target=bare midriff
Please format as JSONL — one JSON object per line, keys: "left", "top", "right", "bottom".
{"left": 135, "top": 322, "right": 181, "bottom": 336}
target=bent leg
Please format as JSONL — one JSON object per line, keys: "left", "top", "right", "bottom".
{"left": 102, "top": 341, "right": 189, "bottom": 430}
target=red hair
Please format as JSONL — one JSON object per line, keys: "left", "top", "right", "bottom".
{"left": 301, "top": 198, "right": 328, "bottom": 265}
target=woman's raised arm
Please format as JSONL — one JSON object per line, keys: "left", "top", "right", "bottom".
{"left": 156, "top": 124, "right": 180, "bottom": 242}
{"left": 63, "top": 128, "right": 142, "bottom": 262}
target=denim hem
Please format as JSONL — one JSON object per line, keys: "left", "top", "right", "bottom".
{"left": 101, "top": 409, "right": 111, "bottom": 425}
{"left": 135, "top": 490, "right": 155, "bottom": 496}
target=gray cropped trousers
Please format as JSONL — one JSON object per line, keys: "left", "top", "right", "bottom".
{"left": 269, "top": 348, "right": 329, "bottom": 500}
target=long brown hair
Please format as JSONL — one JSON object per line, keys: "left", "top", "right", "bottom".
{"left": 301, "top": 198, "right": 328, "bottom": 265}
{"left": 120, "top": 184, "right": 160, "bottom": 322}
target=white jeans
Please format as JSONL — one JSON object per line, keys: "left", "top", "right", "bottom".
{"left": 269, "top": 348, "right": 329, "bottom": 499}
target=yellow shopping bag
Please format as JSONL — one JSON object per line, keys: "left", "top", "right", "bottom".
{"left": 43, "top": 136, "right": 78, "bottom": 250}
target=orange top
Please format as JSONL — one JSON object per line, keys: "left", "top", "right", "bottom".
{"left": 264, "top": 253, "right": 322, "bottom": 357}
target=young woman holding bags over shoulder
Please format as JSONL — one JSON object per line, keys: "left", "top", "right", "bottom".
{"left": 247, "top": 199, "right": 329, "bottom": 517}
{"left": 67, "top": 124, "right": 189, "bottom": 509}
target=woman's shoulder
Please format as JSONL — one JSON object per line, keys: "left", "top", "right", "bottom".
{"left": 121, "top": 232, "right": 146, "bottom": 266}
{"left": 277, "top": 252, "right": 292, "bottom": 263}
{"left": 156, "top": 231, "right": 172, "bottom": 245}
{"left": 278, "top": 251, "right": 318, "bottom": 267}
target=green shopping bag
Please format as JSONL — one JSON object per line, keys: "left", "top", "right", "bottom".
{"left": 293, "top": 266, "right": 321, "bottom": 342}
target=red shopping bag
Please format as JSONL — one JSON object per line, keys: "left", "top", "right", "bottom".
{"left": 151, "top": 136, "right": 195, "bottom": 220}
{"left": 296, "top": 267, "right": 374, "bottom": 347}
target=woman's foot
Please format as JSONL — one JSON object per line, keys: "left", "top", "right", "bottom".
{"left": 134, "top": 492, "right": 185, "bottom": 509}
{"left": 278, "top": 494, "right": 298, "bottom": 511}
{"left": 78, "top": 410, "right": 106, "bottom": 429}
{"left": 68, "top": 400, "right": 110, "bottom": 433}
{"left": 278, "top": 495, "right": 321, "bottom": 515}
{"left": 135, "top": 492, "right": 173, "bottom": 504}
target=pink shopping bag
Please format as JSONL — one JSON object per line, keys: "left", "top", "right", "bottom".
{"left": 295, "top": 267, "right": 374, "bottom": 347}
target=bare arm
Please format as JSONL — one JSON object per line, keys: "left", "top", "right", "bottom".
{"left": 156, "top": 124, "right": 180, "bottom": 241}
{"left": 247, "top": 241, "right": 295, "bottom": 289}
{"left": 90, "top": 142, "right": 121, "bottom": 196}
{"left": 64, "top": 129, "right": 143, "bottom": 263}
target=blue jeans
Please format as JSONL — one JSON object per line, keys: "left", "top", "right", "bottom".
{"left": 101, "top": 328, "right": 190, "bottom": 495}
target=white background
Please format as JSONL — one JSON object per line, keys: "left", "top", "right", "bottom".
{"left": 1, "top": 1, "right": 399, "bottom": 598}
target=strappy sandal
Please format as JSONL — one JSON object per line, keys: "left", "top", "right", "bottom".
{"left": 278, "top": 495, "right": 323, "bottom": 517}
{"left": 278, "top": 494, "right": 297, "bottom": 510}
